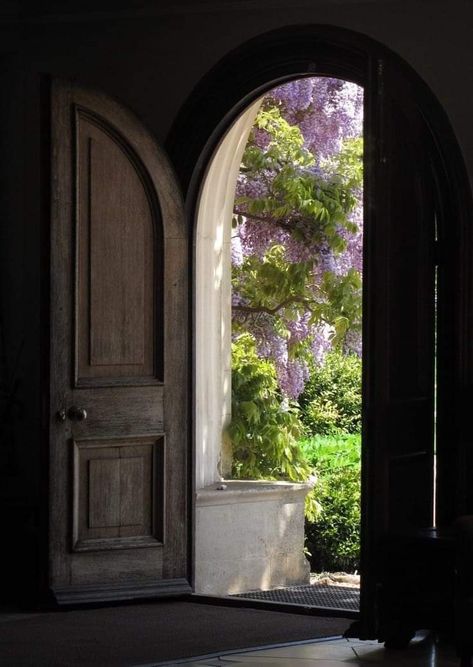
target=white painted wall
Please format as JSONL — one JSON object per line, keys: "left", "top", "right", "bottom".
{"left": 194, "top": 99, "right": 262, "bottom": 490}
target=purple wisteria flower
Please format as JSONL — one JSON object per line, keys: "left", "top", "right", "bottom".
{"left": 232, "top": 76, "right": 364, "bottom": 398}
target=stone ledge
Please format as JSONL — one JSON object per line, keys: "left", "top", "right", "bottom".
{"left": 196, "top": 479, "right": 312, "bottom": 507}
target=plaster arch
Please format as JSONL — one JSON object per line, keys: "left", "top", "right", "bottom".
{"left": 194, "top": 99, "right": 262, "bottom": 489}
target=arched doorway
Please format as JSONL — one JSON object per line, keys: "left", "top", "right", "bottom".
{"left": 193, "top": 76, "right": 363, "bottom": 604}
{"left": 167, "top": 25, "right": 473, "bottom": 640}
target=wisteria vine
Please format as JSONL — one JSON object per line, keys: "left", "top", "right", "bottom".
{"left": 232, "top": 77, "right": 364, "bottom": 399}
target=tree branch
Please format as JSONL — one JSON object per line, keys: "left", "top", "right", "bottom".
{"left": 233, "top": 295, "right": 315, "bottom": 316}
{"left": 233, "top": 207, "right": 313, "bottom": 243}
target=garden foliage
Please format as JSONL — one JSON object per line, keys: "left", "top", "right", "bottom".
{"left": 230, "top": 78, "right": 363, "bottom": 571}
{"left": 229, "top": 333, "right": 308, "bottom": 482}
{"left": 232, "top": 79, "right": 363, "bottom": 399}
{"left": 305, "top": 462, "right": 361, "bottom": 571}
{"left": 299, "top": 351, "right": 362, "bottom": 435}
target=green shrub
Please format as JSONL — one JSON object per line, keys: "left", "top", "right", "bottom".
{"left": 305, "top": 464, "right": 361, "bottom": 572}
{"left": 299, "top": 350, "right": 361, "bottom": 435}
{"left": 302, "top": 432, "right": 361, "bottom": 572}
{"left": 229, "top": 338, "right": 362, "bottom": 571}
{"left": 229, "top": 334, "right": 311, "bottom": 482}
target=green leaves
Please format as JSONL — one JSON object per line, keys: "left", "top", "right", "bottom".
{"left": 322, "top": 137, "right": 363, "bottom": 194}
{"left": 238, "top": 110, "right": 361, "bottom": 243}
{"left": 230, "top": 90, "right": 363, "bottom": 562}
{"left": 300, "top": 433, "right": 361, "bottom": 471}
{"left": 305, "top": 464, "right": 361, "bottom": 571}
{"left": 302, "top": 433, "right": 361, "bottom": 571}
{"left": 232, "top": 247, "right": 315, "bottom": 339}
{"left": 254, "top": 107, "right": 310, "bottom": 166}
{"left": 233, "top": 103, "right": 363, "bottom": 357}
{"left": 318, "top": 269, "right": 362, "bottom": 347}
{"left": 239, "top": 400, "right": 260, "bottom": 424}
{"left": 299, "top": 350, "right": 362, "bottom": 435}
{"left": 229, "top": 334, "right": 311, "bottom": 483}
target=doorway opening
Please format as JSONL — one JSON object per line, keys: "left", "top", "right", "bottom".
{"left": 169, "top": 24, "right": 473, "bottom": 637}
{"left": 194, "top": 75, "right": 363, "bottom": 614}
{"left": 230, "top": 77, "right": 363, "bottom": 610}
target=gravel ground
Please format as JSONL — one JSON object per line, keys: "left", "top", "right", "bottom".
{"left": 310, "top": 572, "right": 360, "bottom": 588}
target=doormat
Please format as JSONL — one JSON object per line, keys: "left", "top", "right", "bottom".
{"left": 233, "top": 583, "right": 360, "bottom": 612}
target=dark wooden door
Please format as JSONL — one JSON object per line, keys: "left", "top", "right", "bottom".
{"left": 49, "top": 81, "right": 190, "bottom": 603}
{"left": 359, "top": 58, "right": 436, "bottom": 639}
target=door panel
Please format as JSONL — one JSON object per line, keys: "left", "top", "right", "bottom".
{"left": 360, "top": 58, "right": 436, "bottom": 637}
{"left": 72, "top": 435, "right": 165, "bottom": 551}
{"left": 49, "top": 80, "right": 189, "bottom": 603}
{"left": 76, "top": 109, "right": 161, "bottom": 385}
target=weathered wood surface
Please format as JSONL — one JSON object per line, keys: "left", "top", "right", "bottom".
{"left": 49, "top": 79, "right": 189, "bottom": 600}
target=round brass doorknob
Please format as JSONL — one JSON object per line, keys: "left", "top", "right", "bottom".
{"left": 67, "top": 406, "right": 87, "bottom": 421}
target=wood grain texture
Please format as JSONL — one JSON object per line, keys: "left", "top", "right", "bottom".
{"left": 52, "top": 578, "right": 192, "bottom": 604}
{"left": 89, "top": 458, "right": 121, "bottom": 528}
{"left": 120, "top": 458, "right": 144, "bottom": 526}
{"left": 72, "top": 436, "right": 164, "bottom": 551}
{"left": 66, "top": 386, "right": 164, "bottom": 437}
{"left": 70, "top": 549, "right": 165, "bottom": 585}
{"left": 50, "top": 79, "right": 75, "bottom": 586}
{"left": 76, "top": 111, "right": 159, "bottom": 384}
{"left": 162, "top": 236, "right": 189, "bottom": 580}
{"left": 49, "top": 80, "right": 189, "bottom": 597}
{"left": 88, "top": 133, "right": 146, "bottom": 366}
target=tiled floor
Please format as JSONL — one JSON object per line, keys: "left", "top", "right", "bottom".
{"left": 161, "top": 632, "right": 460, "bottom": 666}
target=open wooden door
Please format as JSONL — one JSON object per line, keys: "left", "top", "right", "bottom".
{"left": 48, "top": 81, "right": 190, "bottom": 603}
{"left": 359, "top": 57, "right": 437, "bottom": 640}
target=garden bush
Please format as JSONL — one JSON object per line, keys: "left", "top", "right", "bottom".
{"left": 305, "top": 462, "right": 360, "bottom": 572}
{"left": 229, "top": 333, "right": 311, "bottom": 482}
{"left": 298, "top": 350, "right": 362, "bottom": 435}
{"left": 301, "top": 432, "right": 361, "bottom": 572}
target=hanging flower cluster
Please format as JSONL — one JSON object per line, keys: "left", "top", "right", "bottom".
{"left": 231, "top": 77, "right": 363, "bottom": 399}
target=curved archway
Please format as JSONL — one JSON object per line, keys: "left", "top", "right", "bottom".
{"left": 168, "top": 27, "right": 473, "bottom": 526}
{"left": 194, "top": 99, "right": 262, "bottom": 490}
{"left": 170, "top": 25, "right": 473, "bottom": 636}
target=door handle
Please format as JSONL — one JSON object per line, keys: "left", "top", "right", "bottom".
{"left": 67, "top": 406, "right": 88, "bottom": 421}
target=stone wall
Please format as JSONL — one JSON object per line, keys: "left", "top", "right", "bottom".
{"left": 194, "top": 481, "right": 311, "bottom": 595}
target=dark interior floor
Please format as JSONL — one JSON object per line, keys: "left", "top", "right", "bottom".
{"left": 0, "top": 599, "right": 351, "bottom": 666}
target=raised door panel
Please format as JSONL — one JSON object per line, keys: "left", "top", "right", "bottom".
{"left": 76, "top": 110, "right": 163, "bottom": 387}
{"left": 72, "top": 436, "right": 165, "bottom": 552}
